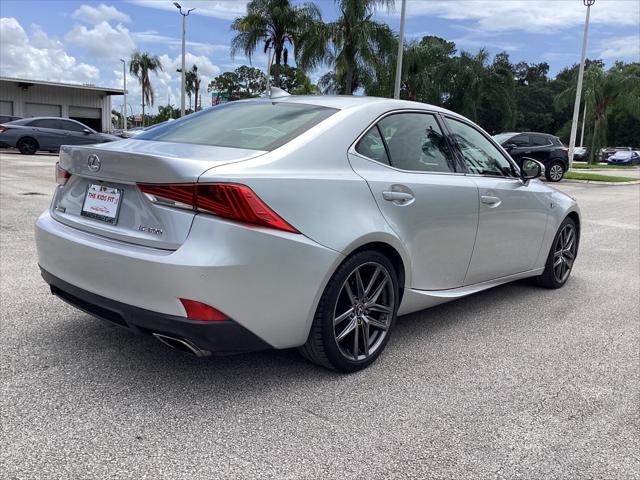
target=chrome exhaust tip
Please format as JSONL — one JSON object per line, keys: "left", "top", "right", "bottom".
{"left": 153, "top": 333, "right": 211, "bottom": 357}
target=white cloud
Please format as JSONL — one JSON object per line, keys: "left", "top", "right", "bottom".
{"left": 132, "top": 30, "right": 231, "bottom": 57}
{"left": 127, "top": 0, "right": 249, "bottom": 21}
{"left": 385, "top": 0, "right": 640, "bottom": 33}
{"left": 597, "top": 35, "right": 640, "bottom": 61}
{"left": 72, "top": 4, "right": 131, "bottom": 24}
{"left": 0, "top": 17, "right": 99, "bottom": 84}
{"left": 65, "top": 21, "right": 136, "bottom": 60}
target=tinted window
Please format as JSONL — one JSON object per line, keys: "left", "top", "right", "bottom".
{"left": 59, "top": 120, "right": 87, "bottom": 132}
{"left": 446, "top": 117, "right": 514, "bottom": 177}
{"left": 355, "top": 126, "right": 390, "bottom": 165}
{"left": 377, "top": 113, "right": 455, "bottom": 172}
{"left": 139, "top": 101, "right": 337, "bottom": 151}
{"left": 28, "top": 119, "right": 60, "bottom": 129}
{"left": 511, "top": 134, "right": 530, "bottom": 147}
{"left": 531, "top": 134, "right": 550, "bottom": 146}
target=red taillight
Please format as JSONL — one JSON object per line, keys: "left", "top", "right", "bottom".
{"left": 138, "top": 182, "right": 298, "bottom": 233}
{"left": 180, "top": 298, "right": 229, "bottom": 321}
{"left": 0, "top": 126, "right": 10, "bottom": 133}
{"left": 55, "top": 162, "right": 71, "bottom": 185}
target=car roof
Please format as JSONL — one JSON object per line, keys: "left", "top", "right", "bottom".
{"left": 267, "top": 94, "right": 464, "bottom": 118}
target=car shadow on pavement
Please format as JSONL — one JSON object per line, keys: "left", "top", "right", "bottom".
{"left": 45, "top": 279, "right": 545, "bottom": 396}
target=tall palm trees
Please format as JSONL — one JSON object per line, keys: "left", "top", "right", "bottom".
{"left": 129, "top": 51, "right": 163, "bottom": 126}
{"left": 231, "top": 0, "right": 321, "bottom": 88}
{"left": 299, "top": 0, "right": 395, "bottom": 95}
{"left": 185, "top": 65, "right": 201, "bottom": 112}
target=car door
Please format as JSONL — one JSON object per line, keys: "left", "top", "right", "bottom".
{"left": 444, "top": 116, "right": 549, "bottom": 285}
{"left": 58, "top": 119, "right": 101, "bottom": 146}
{"left": 27, "top": 119, "right": 66, "bottom": 150}
{"left": 348, "top": 111, "right": 479, "bottom": 290}
{"left": 528, "top": 134, "right": 553, "bottom": 165}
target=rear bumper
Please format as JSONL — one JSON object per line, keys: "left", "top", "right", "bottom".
{"left": 42, "top": 269, "right": 270, "bottom": 354}
{"left": 35, "top": 209, "right": 343, "bottom": 349}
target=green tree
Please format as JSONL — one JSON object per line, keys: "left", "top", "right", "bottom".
{"left": 557, "top": 63, "right": 640, "bottom": 163}
{"left": 208, "top": 72, "right": 241, "bottom": 100}
{"left": 231, "top": 0, "right": 321, "bottom": 88}
{"left": 299, "top": 0, "right": 395, "bottom": 95}
{"left": 236, "top": 65, "right": 266, "bottom": 96}
{"left": 129, "top": 51, "right": 163, "bottom": 126}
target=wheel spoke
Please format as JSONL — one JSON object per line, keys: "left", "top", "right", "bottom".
{"left": 352, "top": 319, "right": 359, "bottom": 358}
{"left": 367, "top": 303, "right": 392, "bottom": 314}
{"left": 336, "top": 317, "right": 357, "bottom": 342}
{"left": 361, "top": 322, "right": 370, "bottom": 356}
{"left": 553, "top": 254, "right": 563, "bottom": 267}
{"left": 366, "top": 315, "right": 389, "bottom": 332}
{"left": 368, "top": 277, "right": 388, "bottom": 305}
{"left": 334, "top": 307, "right": 354, "bottom": 326}
{"left": 355, "top": 269, "right": 365, "bottom": 299}
{"left": 365, "top": 266, "right": 381, "bottom": 296}
{"left": 344, "top": 281, "right": 357, "bottom": 308}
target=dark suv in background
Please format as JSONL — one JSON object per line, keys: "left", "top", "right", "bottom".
{"left": 493, "top": 132, "right": 569, "bottom": 182}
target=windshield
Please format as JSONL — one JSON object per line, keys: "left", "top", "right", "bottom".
{"left": 138, "top": 101, "right": 338, "bottom": 151}
{"left": 492, "top": 133, "right": 514, "bottom": 145}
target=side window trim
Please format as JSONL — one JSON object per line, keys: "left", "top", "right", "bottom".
{"left": 350, "top": 109, "right": 462, "bottom": 175}
{"left": 443, "top": 114, "right": 520, "bottom": 178}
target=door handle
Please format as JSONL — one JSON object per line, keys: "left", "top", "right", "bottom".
{"left": 382, "top": 191, "right": 414, "bottom": 203}
{"left": 481, "top": 195, "right": 501, "bottom": 207}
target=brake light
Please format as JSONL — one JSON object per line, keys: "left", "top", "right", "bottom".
{"left": 138, "top": 182, "right": 298, "bottom": 233}
{"left": 180, "top": 298, "right": 229, "bottom": 321}
{"left": 0, "top": 126, "right": 10, "bottom": 133}
{"left": 55, "top": 162, "right": 71, "bottom": 185}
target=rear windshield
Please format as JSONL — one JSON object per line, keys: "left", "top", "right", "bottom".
{"left": 138, "top": 101, "right": 338, "bottom": 151}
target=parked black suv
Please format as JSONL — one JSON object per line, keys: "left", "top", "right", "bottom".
{"left": 493, "top": 132, "right": 569, "bottom": 182}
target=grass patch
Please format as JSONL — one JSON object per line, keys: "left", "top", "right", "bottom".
{"left": 572, "top": 163, "right": 637, "bottom": 169}
{"left": 565, "top": 171, "right": 638, "bottom": 182}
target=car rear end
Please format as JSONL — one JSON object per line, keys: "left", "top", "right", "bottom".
{"left": 35, "top": 101, "right": 344, "bottom": 355}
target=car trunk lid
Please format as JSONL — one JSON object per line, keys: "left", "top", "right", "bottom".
{"left": 51, "top": 140, "right": 266, "bottom": 250}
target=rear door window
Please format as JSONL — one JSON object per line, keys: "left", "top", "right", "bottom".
{"left": 139, "top": 101, "right": 338, "bottom": 151}
{"left": 511, "top": 134, "right": 530, "bottom": 147}
{"left": 531, "top": 134, "right": 551, "bottom": 146}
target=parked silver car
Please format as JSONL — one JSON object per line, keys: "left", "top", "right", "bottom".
{"left": 0, "top": 117, "right": 118, "bottom": 154}
{"left": 35, "top": 94, "right": 580, "bottom": 372}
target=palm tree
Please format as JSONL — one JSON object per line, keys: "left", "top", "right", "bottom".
{"left": 192, "top": 65, "right": 201, "bottom": 111}
{"left": 556, "top": 63, "right": 640, "bottom": 164}
{"left": 298, "top": 0, "right": 395, "bottom": 95}
{"left": 129, "top": 51, "right": 163, "bottom": 126}
{"left": 230, "top": 0, "right": 321, "bottom": 88}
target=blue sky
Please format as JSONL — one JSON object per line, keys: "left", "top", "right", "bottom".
{"left": 1, "top": 0, "right": 638, "bottom": 114}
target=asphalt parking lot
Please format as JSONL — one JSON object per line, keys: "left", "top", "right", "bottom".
{"left": 1, "top": 151, "right": 638, "bottom": 479}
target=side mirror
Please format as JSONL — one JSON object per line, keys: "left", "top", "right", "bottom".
{"left": 505, "top": 143, "right": 517, "bottom": 151}
{"left": 83, "top": 128, "right": 91, "bottom": 135}
{"left": 521, "top": 157, "right": 544, "bottom": 182}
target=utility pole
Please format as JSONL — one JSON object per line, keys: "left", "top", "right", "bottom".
{"left": 393, "top": 0, "right": 407, "bottom": 99}
{"left": 120, "top": 58, "right": 127, "bottom": 131}
{"left": 568, "top": 0, "right": 595, "bottom": 167}
{"left": 175, "top": 2, "right": 195, "bottom": 117}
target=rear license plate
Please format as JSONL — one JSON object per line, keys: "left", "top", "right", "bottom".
{"left": 81, "top": 184, "right": 123, "bottom": 224}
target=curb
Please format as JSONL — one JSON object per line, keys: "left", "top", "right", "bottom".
{"left": 563, "top": 179, "right": 640, "bottom": 186}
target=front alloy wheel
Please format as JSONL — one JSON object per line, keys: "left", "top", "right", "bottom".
{"left": 547, "top": 162, "right": 565, "bottom": 182}
{"left": 300, "top": 251, "right": 399, "bottom": 372}
{"left": 536, "top": 216, "right": 578, "bottom": 288}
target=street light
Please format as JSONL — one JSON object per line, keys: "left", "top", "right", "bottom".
{"left": 393, "top": 0, "right": 407, "bottom": 99}
{"left": 120, "top": 58, "right": 127, "bottom": 131}
{"left": 175, "top": 2, "right": 195, "bottom": 118}
{"left": 568, "top": 0, "right": 595, "bottom": 167}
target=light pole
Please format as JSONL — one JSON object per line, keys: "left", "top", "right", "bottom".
{"left": 175, "top": 2, "right": 195, "bottom": 117}
{"left": 579, "top": 102, "right": 587, "bottom": 147}
{"left": 393, "top": 0, "right": 407, "bottom": 99}
{"left": 568, "top": 0, "right": 595, "bottom": 167}
{"left": 120, "top": 58, "right": 127, "bottom": 131}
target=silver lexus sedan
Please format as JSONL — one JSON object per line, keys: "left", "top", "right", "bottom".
{"left": 35, "top": 93, "right": 580, "bottom": 372}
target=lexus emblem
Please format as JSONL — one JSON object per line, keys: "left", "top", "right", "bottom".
{"left": 87, "top": 154, "right": 101, "bottom": 172}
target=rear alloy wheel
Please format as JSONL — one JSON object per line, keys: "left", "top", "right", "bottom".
{"left": 17, "top": 137, "right": 38, "bottom": 155}
{"left": 546, "top": 161, "right": 565, "bottom": 182}
{"left": 299, "top": 251, "right": 399, "bottom": 372}
{"left": 536, "top": 217, "right": 578, "bottom": 288}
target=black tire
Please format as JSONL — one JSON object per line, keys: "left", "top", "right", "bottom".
{"left": 17, "top": 137, "right": 38, "bottom": 155}
{"left": 535, "top": 216, "right": 578, "bottom": 289}
{"left": 545, "top": 161, "right": 565, "bottom": 182}
{"left": 299, "top": 250, "right": 400, "bottom": 373}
